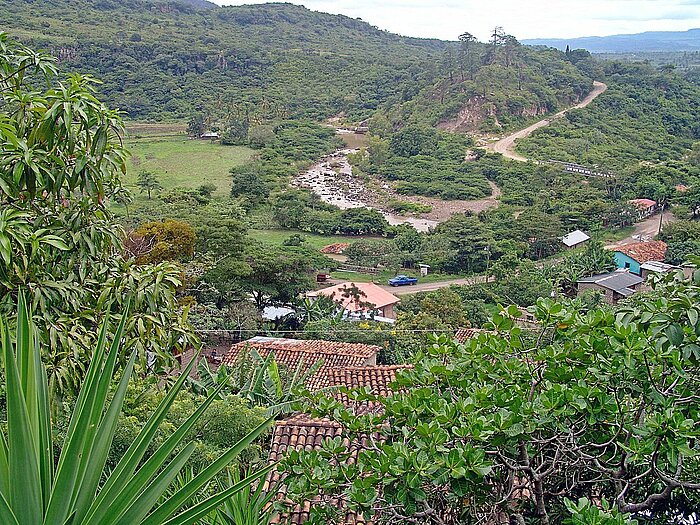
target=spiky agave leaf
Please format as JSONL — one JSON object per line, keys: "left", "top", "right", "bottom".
{"left": 0, "top": 294, "right": 273, "bottom": 525}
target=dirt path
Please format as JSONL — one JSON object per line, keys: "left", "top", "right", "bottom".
{"left": 605, "top": 212, "right": 677, "bottom": 249}
{"left": 485, "top": 81, "right": 608, "bottom": 161}
{"left": 328, "top": 276, "right": 491, "bottom": 295}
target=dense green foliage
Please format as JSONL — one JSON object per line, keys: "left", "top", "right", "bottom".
{"left": 283, "top": 270, "right": 700, "bottom": 523}
{"left": 351, "top": 128, "right": 492, "bottom": 200}
{"left": 0, "top": 34, "right": 193, "bottom": 398}
{"left": 376, "top": 34, "right": 596, "bottom": 132}
{"left": 517, "top": 61, "right": 700, "bottom": 169}
{"left": 3, "top": 0, "right": 607, "bottom": 133}
{"left": 4, "top": 0, "right": 447, "bottom": 121}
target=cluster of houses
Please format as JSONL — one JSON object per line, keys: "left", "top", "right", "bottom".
{"left": 216, "top": 327, "right": 483, "bottom": 524}
{"left": 183, "top": 229, "right": 687, "bottom": 522}
{"left": 575, "top": 240, "right": 685, "bottom": 304}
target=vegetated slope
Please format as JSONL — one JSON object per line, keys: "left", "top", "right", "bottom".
{"left": 515, "top": 61, "right": 700, "bottom": 170}
{"left": 524, "top": 28, "right": 700, "bottom": 53}
{"left": 2, "top": 0, "right": 447, "bottom": 120}
{"left": 374, "top": 37, "right": 598, "bottom": 133}
{"left": 4, "top": 0, "right": 597, "bottom": 128}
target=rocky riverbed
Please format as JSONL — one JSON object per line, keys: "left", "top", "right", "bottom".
{"left": 292, "top": 148, "right": 439, "bottom": 232}
{"left": 292, "top": 132, "right": 502, "bottom": 232}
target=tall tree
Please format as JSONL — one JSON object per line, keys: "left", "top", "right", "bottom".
{"left": 458, "top": 31, "right": 479, "bottom": 80}
{"left": 136, "top": 170, "right": 163, "bottom": 200}
{"left": 0, "top": 33, "right": 194, "bottom": 398}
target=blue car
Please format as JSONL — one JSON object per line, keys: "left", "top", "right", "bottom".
{"left": 388, "top": 275, "right": 418, "bottom": 286}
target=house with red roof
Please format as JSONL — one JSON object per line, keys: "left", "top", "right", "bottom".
{"left": 613, "top": 240, "right": 667, "bottom": 276}
{"left": 628, "top": 198, "right": 658, "bottom": 220}
{"left": 307, "top": 281, "right": 400, "bottom": 320}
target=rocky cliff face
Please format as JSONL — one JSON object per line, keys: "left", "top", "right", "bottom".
{"left": 437, "top": 97, "right": 550, "bottom": 133}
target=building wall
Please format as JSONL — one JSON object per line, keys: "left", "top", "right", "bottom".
{"left": 614, "top": 252, "right": 641, "bottom": 275}
{"left": 381, "top": 304, "right": 396, "bottom": 319}
{"left": 577, "top": 282, "right": 614, "bottom": 304}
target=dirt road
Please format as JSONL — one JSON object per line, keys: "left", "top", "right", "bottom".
{"left": 605, "top": 212, "right": 677, "bottom": 249}
{"left": 485, "top": 81, "right": 608, "bottom": 161}
{"left": 328, "top": 276, "right": 491, "bottom": 295}
{"left": 382, "top": 276, "right": 490, "bottom": 295}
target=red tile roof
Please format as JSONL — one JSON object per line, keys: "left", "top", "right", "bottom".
{"left": 222, "top": 337, "right": 379, "bottom": 391}
{"left": 628, "top": 198, "right": 657, "bottom": 209}
{"left": 267, "top": 414, "right": 370, "bottom": 525}
{"left": 615, "top": 240, "right": 667, "bottom": 264}
{"left": 320, "top": 242, "right": 351, "bottom": 254}
{"left": 453, "top": 328, "right": 486, "bottom": 343}
{"left": 329, "top": 365, "right": 412, "bottom": 415}
{"left": 308, "top": 282, "right": 400, "bottom": 312}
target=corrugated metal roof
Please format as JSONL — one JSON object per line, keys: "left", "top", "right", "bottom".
{"left": 561, "top": 229, "right": 590, "bottom": 247}
{"left": 578, "top": 270, "right": 644, "bottom": 292}
{"left": 640, "top": 261, "right": 680, "bottom": 273}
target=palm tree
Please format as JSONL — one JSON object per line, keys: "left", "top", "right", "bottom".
{"left": 0, "top": 295, "right": 273, "bottom": 525}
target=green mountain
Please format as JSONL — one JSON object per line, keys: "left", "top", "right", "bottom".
{"left": 2, "top": 0, "right": 448, "bottom": 120}
{"left": 2, "top": 0, "right": 594, "bottom": 125}
{"left": 524, "top": 28, "right": 700, "bottom": 53}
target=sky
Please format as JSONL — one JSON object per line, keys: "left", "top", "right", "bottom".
{"left": 210, "top": 0, "right": 700, "bottom": 41}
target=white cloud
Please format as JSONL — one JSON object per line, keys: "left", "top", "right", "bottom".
{"left": 209, "top": 0, "right": 700, "bottom": 40}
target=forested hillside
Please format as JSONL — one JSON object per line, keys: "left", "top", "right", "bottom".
{"left": 2, "top": 0, "right": 447, "bottom": 120}
{"left": 3, "top": 0, "right": 594, "bottom": 126}
{"left": 374, "top": 34, "right": 597, "bottom": 132}
{"left": 517, "top": 61, "right": 700, "bottom": 169}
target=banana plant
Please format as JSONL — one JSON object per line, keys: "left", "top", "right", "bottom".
{"left": 191, "top": 348, "right": 322, "bottom": 416}
{"left": 0, "top": 294, "right": 274, "bottom": 525}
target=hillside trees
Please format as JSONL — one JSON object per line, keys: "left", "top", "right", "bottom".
{"left": 0, "top": 34, "right": 193, "bottom": 398}
{"left": 517, "top": 61, "right": 700, "bottom": 169}
{"left": 283, "top": 270, "right": 700, "bottom": 523}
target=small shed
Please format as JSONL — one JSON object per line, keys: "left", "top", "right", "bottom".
{"left": 561, "top": 230, "right": 590, "bottom": 249}
{"left": 639, "top": 261, "right": 681, "bottom": 279}
{"left": 200, "top": 131, "right": 219, "bottom": 140}
{"left": 418, "top": 264, "right": 431, "bottom": 277}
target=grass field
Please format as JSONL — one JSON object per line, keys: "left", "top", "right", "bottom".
{"left": 248, "top": 229, "right": 372, "bottom": 250}
{"left": 122, "top": 123, "right": 254, "bottom": 201}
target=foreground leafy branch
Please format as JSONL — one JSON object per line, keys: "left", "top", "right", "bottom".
{"left": 281, "top": 269, "right": 700, "bottom": 524}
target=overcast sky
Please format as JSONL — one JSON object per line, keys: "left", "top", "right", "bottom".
{"left": 210, "top": 0, "right": 700, "bottom": 41}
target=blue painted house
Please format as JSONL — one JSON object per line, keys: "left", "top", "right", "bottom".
{"left": 613, "top": 241, "right": 668, "bottom": 276}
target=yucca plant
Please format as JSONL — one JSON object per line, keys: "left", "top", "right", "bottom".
{"left": 0, "top": 295, "right": 274, "bottom": 525}
{"left": 208, "top": 470, "right": 279, "bottom": 525}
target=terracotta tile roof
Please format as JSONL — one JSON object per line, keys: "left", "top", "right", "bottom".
{"left": 329, "top": 365, "right": 412, "bottom": 415}
{"left": 320, "top": 242, "right": 351, "bottom": 254}
{"left": 628, "top": 198, "right": 657, "bottom": 209}
{"left": 308, "top": 282, "right": 400, "bottom": 311}
{"left": 222, "top": 337, "right": 379, "bottom": 391}
{"left": 615, "top": 240, "right": 667, "bottom": 264}
{"left": 453, "top": 328, "right": 486, "bottom": 343}
{"left": 267, "top": 414, "right": 370, "bottom": 525}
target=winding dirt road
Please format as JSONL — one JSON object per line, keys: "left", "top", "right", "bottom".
{"left": 485, "top": 81, "right": 608, "bottom": 161}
